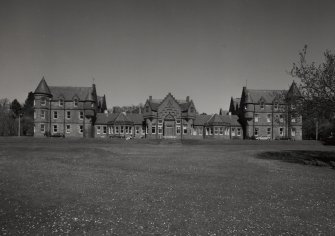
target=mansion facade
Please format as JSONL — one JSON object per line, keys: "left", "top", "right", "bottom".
{"left": 33, "top": 78, "right": 302, "bottom": 140}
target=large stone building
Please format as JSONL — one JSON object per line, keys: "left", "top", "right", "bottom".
{"left": 33, "top": 78, "right": 106, "bottom": 137}
{"left": 230, "top": 81, "right": 302, "bottom": 140}
{"left": 93, "top": 93, "right": 243, "bottom": 139}
{"left": 33, "top": 78, "right": 302, "bottom": 140}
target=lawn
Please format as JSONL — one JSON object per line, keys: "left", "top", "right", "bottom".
{"left": 1, "top": 138, "right": 335, "bottom": 235}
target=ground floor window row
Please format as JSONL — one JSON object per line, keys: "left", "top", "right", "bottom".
{"left": 38, "top": 123, "right": 84, "bottom": 134}
{"left": 253, "top": 127, "right": 300, "bottom": 137}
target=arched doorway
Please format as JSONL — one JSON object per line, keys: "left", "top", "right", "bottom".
{"left": 164, "top": 113, "right": 175, "bottom": 138}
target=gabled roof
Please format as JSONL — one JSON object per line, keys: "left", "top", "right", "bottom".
{"left": 147, "top": 93, "right": 193, "bottom": 112}
{"left": 34, "top": 77, "right": 51, "bottom": 95}
{"left": 49, "top": 86, "right": 94, "bottom": 101}
{"left": 205, "top": 114, "right": 227, "bottom": 126}
{"left": 220, "top": 114, "right": 240, "bottom": 126}
{"left": 245, "top": 89, "right": 287, "bottom": 103}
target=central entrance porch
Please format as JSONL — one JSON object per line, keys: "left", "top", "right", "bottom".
{"left": 164, "top": 120, "right": 176, "bottom": 138}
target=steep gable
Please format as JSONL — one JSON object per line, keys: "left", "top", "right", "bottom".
{"left": 34, "top": 77, "right": 51, "bottom": 95}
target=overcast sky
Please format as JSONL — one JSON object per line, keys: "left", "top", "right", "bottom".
{"left": 1, "top": 0, "right": 335, "bottom": 113}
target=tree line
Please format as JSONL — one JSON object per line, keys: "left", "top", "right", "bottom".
{"left": 0, "top": 92, "right": 34, "bottom": 136}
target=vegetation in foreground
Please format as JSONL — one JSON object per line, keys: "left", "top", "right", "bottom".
{"left": 0, "top": 138, "right": 335, "bottom": 235}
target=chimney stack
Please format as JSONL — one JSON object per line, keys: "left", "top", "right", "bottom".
{"left": 149, "top": 96, "right": 152, "bottom": 101}
{"left": 186, "top": 96, "right": 189, "bottom": 102}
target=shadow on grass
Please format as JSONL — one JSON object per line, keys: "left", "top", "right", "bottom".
{"left": 257, "top": 150, "right": 335, "bottom": 169}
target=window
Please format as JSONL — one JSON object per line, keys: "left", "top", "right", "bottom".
{"left": 267, "top": 114, "right": 271, "bottom": 122}
{"left": 136, "top": 126, "right": 140, "bottom": 134}
{"left": 66, "top": 125, "right": 71, "bottom": 133}
{"left": 91, "top": 102, "right": 94, "bottom": 108}
{"left": 254, "top": 128, "right": 259, "bottom": 136}
{"left": 158, "top": 119, "right": 163, "bottom": 125}
{"left": 53, "top": 125, "right": 58, "bottom": 133}
{"left": 190, "top": 107, "right": 194, "bottom": 113}
{"left": 40, "top": 124, "right": 45, "bottom": 133}
{"left": 41, "top": 110, "right": 46, "bottom": 119}
{"left": 103, "top": 126, "right": 107, "bottom": 134}
{"left": 108, "top": 127, "right": 112, "bottom": 134}
{"left": 120, "top": 126, "right": 124, "bottom": 134}
{"left": 79, "top": 125, "right": 83, "bottom": 134}
{"left": 279, "top": 127, "right": 284, "bottom": 136}
{"left": 129, "top": 127, "right": 132, "bottom": 134}
{"left": 279, "top": 114, "right": 284, "bottom": 123}
{"left": 125, "top": 126, "right": 129, "bottom": 134}
{"left": 225, "top": 127, "right": 230, "bottom": 135}
{"left": 59, "top": 99, "right": 64, "bottom": 106}
{"left": 254, "top": 114, "right": 259, "bottom": 123}
{"left": 145, "top": 106, "right": 149, "bottom": 112}
{"left": 41, "top": 98, "right": 46, "bottom": 106}
{"left": 214, "top": 127, "right": 219, "bottom": 135}
{"left": 291, "top": 128, "right": 296, "bottom": 137}
{"left": 260, "top": 102, "right": 265, "bottom": 110}
{"left": 74, "top": 99, "right": 78, "bottom": 107}
{"left": 97, "top": 126, "right": 101, "bottom": 134}
{"left": 176, "top": 126, "right": 181, "bottom": 134}
{"left": 291, "top": 104, "right": 296, "bottom": 110}
{"left": 274, "top": 103, "right": 279, "bottom": 110}
{"left": 291, "top": 117, "right": 296, "bottom": 123}
{"left": 176, "top": 120, "right": 181, "bottom": 125}
{"left": 53, "top": 111, "right": 58, "bottom": 119}
{"left": 231, "top": 128, "right": 236, "bottom": 136}
{"left": 237, "top": 128, "right": 241, "bottom": 136}
{"left": 79, "top": 111, "right": 84, "bottom": 120}
{"left": 115, "top": 126, "right": 119, "bottom": 134}
{"left": 152, "top": 126, "right": 156, "bottom": 134}
{"left": 183, "top": 124, "right": 187, "bottom": 134}
{"left": 158, "top": 125, "right": 163, "bottom": 134}
{"left": 267, "top": 128, "right": 271, "bottom": 136}
{"left": 66, "top": 111, "right": 71, "bottom": 119}
{"left": 219, "top": 127, "right": 224, "bottom": 135}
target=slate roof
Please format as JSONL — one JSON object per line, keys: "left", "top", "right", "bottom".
{"left": 194, "top": 115, "right": 212, "bottom": 126}
{"left": 194, "top": 114, "right": 241, "bottom": 126}
{"left": 245, "top": 89, "right": 287, "bottom": 103}
{"left": 95, "top": 113, "right": 144, "bottom": 125}
{"left": 49, "top": 86, "right": 94, "bottom": 101}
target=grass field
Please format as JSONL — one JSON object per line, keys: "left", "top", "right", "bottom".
{"left": 1, "top": 138, "right": 335, "bottom": 235}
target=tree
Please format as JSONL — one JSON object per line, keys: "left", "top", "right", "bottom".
{"left": 22, "top": 92, "right": 34, "bottom": 136}
{"left": 10, "top": 99, "right": 22, "bottom": 117}
{"left": 290, "top": 46, "right": 335, "bottom": 138}
{"left": 290, "top": 45, "right": 335, "bottom": 119}
{"left": 0, "top": 98, "right": 17, "bottom": 136}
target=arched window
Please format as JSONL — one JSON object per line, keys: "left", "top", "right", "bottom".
{"left": 73, "top": 99, "right": 78, "bottom": 107}
{"left": 41, "top": 97, "right": 46, "bottom": 106}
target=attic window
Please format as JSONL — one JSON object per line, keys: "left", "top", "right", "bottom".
{"left": 190, "top": 107, "right": 194, "bottom": 113}
{"left": 260, "top": 102, "right": 264, "bottom": 109}
{"left": 274, "top": 103, "right": 279, "bottom": 110}
{"left": 74, "top": 99, "right": 78, "bottom": 107}
{"left": 146, "top": 106, "right": 149, "bottom": 112}
{"left": 59, "top": 99, "right": 64, "bottom": 106}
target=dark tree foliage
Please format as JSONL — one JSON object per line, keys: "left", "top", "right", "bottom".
{"left": 22, "top": 92, "right": 34, "bottom": 136}
{"left": 10, "top": 99, "right": 22, "bottom": 117}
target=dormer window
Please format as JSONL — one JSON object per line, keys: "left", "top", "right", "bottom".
{"left": 190, "top": 107, "right": 194, "bottom": 113}
{"left": 59, "top": 99, "right": 64, "bottom": 106}
{"left": 274, "top": 103, "right": 279, "bottom": 110}
{"left": 146, "top": 106, "right": 149, "bottom": 112}
{"left": 74, "top": 99, "right": 78, "bottom": 107}
{"left": 41, "top": 98, "right": 46, "bottom": 106}
{"left": 260, "top": 102, "right": 265, "bottom": 110}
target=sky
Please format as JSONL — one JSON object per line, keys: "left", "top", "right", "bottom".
{"left": 1, "top": 0, "right": 335, "bottom": 114}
